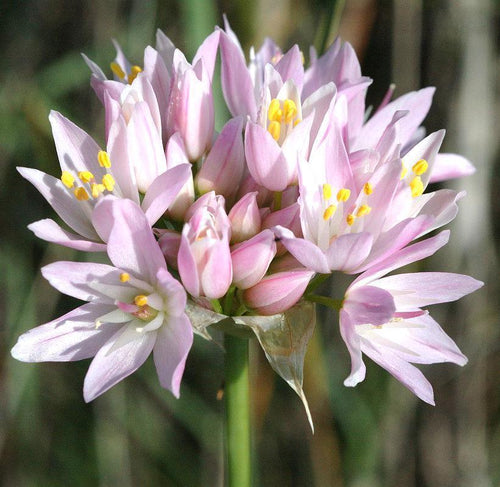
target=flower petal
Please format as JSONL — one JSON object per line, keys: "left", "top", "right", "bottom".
{"left": 11, "top": 303, "right": 121, "bottom": 362}
{"left": 83, "top": 326, "right": 157, "bottom": 402}
{"left": 153, "top": 314, "right": 193, "bottom": 397}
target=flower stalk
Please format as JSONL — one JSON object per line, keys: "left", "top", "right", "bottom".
{"left": 224, "top": 333, "right": 251, "bottom": 487}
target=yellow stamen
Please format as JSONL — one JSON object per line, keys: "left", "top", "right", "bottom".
{"left": 268, "top": 99, "right": 282, "bottom": 122}
{"left": 74, "top": 187, "right": 89, "bottom": 201}
{"left": 128, "top": 65, "right": 142, "bottom": 84}
{"left": 322, "top": 183, "right": 332, "bottom": 201}
{"left": 283, "top": 99, "right": 297, "bottom": 124}
{"left": 120, "top": 272, "right": 130, "bottom": 282}
{"left": 400, "top": 162, "right": 408, "bottom": 180}
{"left": 98, "top": 150, "right": 111, "bottom": 168}
{"left": 268, "top": 121, "right": 281, "bottom": 141}
{"left": 78, "top": 171, "right": 94, "bottom": 183}
{"left": 102, "top": 174, "right": 115, "bottom": 192}
{"left": 293, "top": 118, "right": 301, "bottom": 127}
{"left": 91, "top": 183, "right": 102, "bottom": 198}
{"left": 110, "top": 61, "right": 126, "bottom": 80}
{"left": 346, "top": 214, "right": 355, "bottom": 226}
{"left": 356, "top": 204, "right": 372, "bottom": 217}
{"left": 134, "top": 295, "right": 148, "bottom": 307}
{"left": 410, "top": 176, "right": 424, "bottom": 198}
{"left": 412, "top": 159, "right": 428, "bottom": 176}
{"left": 61, "top": 171, "right": 75, "bottom": 188}
{"left": 363, "top": 182, "right": 373, "bottom": 195}
{"left": 95, "top": 320, "right": 102, "bottom": 329}
{"left": 337, "top": 188, "right": 351, "bottom": 202}
{"left": 322, "top": 204, "right": 337, "bottom": 221}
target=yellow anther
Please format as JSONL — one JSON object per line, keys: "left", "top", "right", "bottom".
{"left": 91, "top": 183, "right": 102, "bottom": 198}
{"left": 110, "top": 61, "right": 126, "bottom": 80}
{"left": 98, "top": 150, "right": 111, "bottom": 168}
{"left": 102, "top": 174, "right": 115, "bottom": 192}
{"left": 283, "top": 99, "right": 297, "bottom": 124}
{"left": 410, "top": 176, "right": 424, "bottom": 198}
{"left": 412, "top": 159, "right": 428, "bottom": 176}
{"left": 400, "top": 162, "right": 408, "bottom": 180}
{"left": 337, "top": 188, "right": 351, "bottom": 202}
{"left": 322, "top": 204, "right": 337, "bottom": 221}
{"left": 78, "top": 171, "right": 94, "bottom": 183}
{"left": 134, "top": 295, "right": 148, "bottom": 307}
{"left": 356, "top": 204, "right": 372, "bottom": 217}
{"left": 268, "top": 99, "right": 282, "bottom": 122}
{"left": 74, "top": 187, "right": 89, "bottom": 201}
{"left": 128, "top": 65, "right": 142, "bottom": 84}
{"left": 61, "top": 171, "right": 75, "bottom": 188}
{"left": 293, "top": 118, "right": 301, "bottom": 127}
{"left": 363, "top": 182, "right": 373, "bottom": 195}
{"left": 346, "top": 214, "right": 355, "bottom": 226}
{"left": 95, "top": 320, "right": 102, "bottom": 329}
{"left": 119, "top": 272, "right": 130, "bottom": 282}
{"left": 322, "top": 183, "right": 332, "bottom": 201}
{"left": 268, "top": 121, "right": 281, "bottom": 141}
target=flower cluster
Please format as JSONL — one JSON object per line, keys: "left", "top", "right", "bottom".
{"left": 12, "top": 18, "right": 482, "bottom": 422}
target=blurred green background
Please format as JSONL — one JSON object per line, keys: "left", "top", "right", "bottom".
{"left": 1, "top": 0, "right": 499, "bottom": 486}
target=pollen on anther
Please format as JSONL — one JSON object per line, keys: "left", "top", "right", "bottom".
{"left": 110, "top": 62, "right": 126, "bottom": 80}
{"left": 78, "top": 171, "right": 94, "bottom": 183}
{"left": 61, "top": 171, "right": 75, "bottom": 188}
{"left": 337, "top": 188, "right": 351, "bottom": 202}
{"left": 412, "top": 159, "right": 428, "bottom": 176}
{"left": 322, "top": 183, "right": 332, "bottom": 200}
{"left": 346, "top": 214, "right": 355, "bottom": 226}
{"left": 283, "top": 99, "right": 297, "bottom": 124}
{"left": 74, "top": 187, "right": 90, "bottom": 201}
{"left": 119, "top": 272, "right": 130, "bottom": 283}
{"left": 128, "top": 65, "right": 142, "bottom": 84}
{"left": 322, "top": 204, "right": 337, "bottom": 221}
{"left": 98, "top": 150, "right": 111, "bottom": 168}
{"left": 363, "top": 182, "right": 373, "bottom": 195}
{"left": 134, "top": 295, "right": 148, "bottom": 307}
{"left": 268, "top": 99, "right": 282, "bottom": 122}
{"left": 102, "top": 174, "right": 115, "bottom": 192}
{"left": 91, "top": 183, "right": 102, "bottom": 198}
{"left": 356, "top": 204, "right": 372, "bottom": 217}
{"left": 410, "top": 176, "right": 424, "bottom": 198}
{"left": 268, "top": 121, "right": 281, "bottom": 141}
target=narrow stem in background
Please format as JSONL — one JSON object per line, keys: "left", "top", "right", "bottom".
{"left": 224, "top": 334, "right": 251, "bottom": 487}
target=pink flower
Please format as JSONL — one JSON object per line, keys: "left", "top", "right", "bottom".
{"left": 231, "top": 230, "right": 277, "bottom": 289}
{"left": 339, "top": 231, "right": 483, "bottom": 404}
{"left": 195, "top": 116, "right": 245, "bottom": 204}
{"left": 166, "top": 50, "right": 215, "bottom": 161}
{"left": 178, "top": 192, "right": 233, "bottom": 299}
{"left": 19, "top": 111, "right": 190, "bottom": 251}
{"left": 11, "top": 197, "right": 193, "bottom": 400}
{"left": 243, "top": 269, "right": 314, "bottom": 315}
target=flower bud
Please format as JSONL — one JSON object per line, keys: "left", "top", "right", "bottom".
{"left": 228, "top": 192, "right": 261, "bottom": 243}
{"left": 178, "top": 192, "right": 232, "bottom": 299}
{"left": 243, "top": 269, "right": 314, "bottom": 315}
{"left": 167, "top": 52, "right": 214, "bottom": 161}
{"left": 231, "top": 230, "right": 277, "bottom": 289}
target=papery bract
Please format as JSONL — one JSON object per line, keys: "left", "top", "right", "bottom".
{"left": 178, "top": 192, "right": 233, "bottom": 299}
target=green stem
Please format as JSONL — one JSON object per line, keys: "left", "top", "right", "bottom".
{"left": 273, "top": 191, "right": 282, "bottom": 211}
{"left": 305, "top": 273, "right": 330, "bottom": 294}
{"left": 305, "top": 293, "right": 343, "bottom": 311}
{"left": 225, "top": 334, "right": 251, "bottom": 487}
